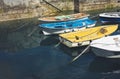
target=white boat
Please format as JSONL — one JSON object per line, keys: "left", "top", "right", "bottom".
{"left": 90, "top": 35, "right": 120, "bottom": 58}
{"left": 38, "top": 13, "right": 89, "bottom": 22}
{"left": 99, "top": 12, "right": 120, "bottom": 23}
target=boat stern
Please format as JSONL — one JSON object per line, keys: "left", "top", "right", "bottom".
{"left": 59, "top": 37, "right": 90, "bottom": 47}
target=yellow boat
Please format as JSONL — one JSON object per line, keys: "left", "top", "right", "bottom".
{"left": 59, "top": 24, "right": 118, "bottom": 47}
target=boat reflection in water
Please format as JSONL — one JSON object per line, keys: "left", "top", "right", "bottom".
{"left": 89, "top": 57, "right": 120, "bottom": 73}
{"left": 59, "top": 43, "right": 90, "bottom": 57}
{"left": 39, "top": 35, "right": 59, "bottom": 46}
{"left": 39, "top": 34, "right": 90, "bottom": 57}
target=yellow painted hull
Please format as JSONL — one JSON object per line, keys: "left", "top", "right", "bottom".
{"left": 59, "top": 24, "right": 118, "bottom": 47}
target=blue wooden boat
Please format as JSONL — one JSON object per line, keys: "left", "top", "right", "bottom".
{"left": 99, "top": 12, "right": 120, "bottom": 23}
{"left": 39, "top": 17, "right": 96, "bottom": 35}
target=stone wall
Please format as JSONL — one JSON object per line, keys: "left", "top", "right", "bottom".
{"left": 81, "top": 3, "right": 120, "bottom": 12}
{"left": 0, "top": 0, "right": 120, "bottom": 22}
{"left": 37, "top": 1, "right": 74, "bottom": 17}
{"left": 0, "top": 0, "right": 74, "bottom": 21}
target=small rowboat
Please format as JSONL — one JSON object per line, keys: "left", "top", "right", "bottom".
{"left": 38, "top": 13, "right": 89, "bottom": 22}
{"left": 39, "top": 17, "right": 96, "bottom": 35}
{"left": 99, "top": 12, "right": 120, "bottom": 23}
{"left": 59, "top": 25, "right": 118, "bottom": 48}
{"left": 90, "top": 35, "right": 120, "bottom": 58}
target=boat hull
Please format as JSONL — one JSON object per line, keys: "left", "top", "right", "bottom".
{"left": 92, "top": 47, "right": 120, "bottom": 58}
{"left": 91, "top": 35, "right": 120, "bottom": 58}
{"left": 100, "top": 17, "right": 120, "bottom": 23}
{"left": 42, "top": 27, "right": 86, "bottom": 35}
{"left": 99, "top": 12, "right": 120, "bottom": 23}
{"left": 38, "top": 13, "right": 89, "bottom": 22}
{"left": 39, "top": 17, "right": 97, "bottom": 35}
{"left": 41, "top": 23, "right": 96, "bottom": 35}
{"left": 59, "top": 37, "right": 90, "bottom": 47}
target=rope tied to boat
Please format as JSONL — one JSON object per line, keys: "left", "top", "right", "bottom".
{"left": 71, "top": 45, "right": 90, "bottom": 63}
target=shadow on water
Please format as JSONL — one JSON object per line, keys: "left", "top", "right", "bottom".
{"left": 38, "top": 34, "right": 90, "bottom": 58}
{"left": 39, "top": 35, "right": 59, "bottom": 46}
{"left": 59, "top": 44, "right": 90, "bottom": 57}
{"left": 89, "top": 57, "right": 120, "bottom": 73}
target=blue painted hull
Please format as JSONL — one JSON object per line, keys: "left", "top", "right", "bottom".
{"left": 39, "top": 17, "right": 96, "bottom": 35}
{"left": 100, "top": 17, "right": 120, "bottom": 23}
{"left": 39, "top": 17, "right": 96, "bottom": 29}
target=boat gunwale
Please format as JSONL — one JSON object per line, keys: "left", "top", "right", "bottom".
{"left": 99, "top": 12, "right": 120, "bottom": 18}
{"left": 91, "top": 45, "right": 120, "bottom": 52}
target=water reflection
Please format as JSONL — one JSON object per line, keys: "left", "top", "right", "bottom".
{"left": 89, "top": 57, "right": 120, "bottom": 73}
{"left": 1, "top": 16, "right": 120, "bottom": 79}
{"left": 0, "top": 46, "right": 71, "bottom": 79}
{"left": 38, "top": 34, "right": 90, "bottom": 57}
{"left": 59, "top": 44, "right": 90, "bottom": 57}
{"left": 39, "top": 35, "right": 59, "bottom": 46}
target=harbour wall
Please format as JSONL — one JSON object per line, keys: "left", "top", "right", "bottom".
{"left": 0, "top": 0, "right": 120, "bottom": 22}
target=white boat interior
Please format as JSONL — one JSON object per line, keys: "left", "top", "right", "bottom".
{"left": 91, "top": 35, "right": 120, "bottom": 52}
{"left": 99, "top": 12, "right": 120, "bottom": 18}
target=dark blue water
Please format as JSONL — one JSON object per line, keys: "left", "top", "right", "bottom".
{"left": 0, "top": 19, "right": 120, "bottom": 79}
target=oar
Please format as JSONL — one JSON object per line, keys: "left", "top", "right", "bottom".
{"left": 54, "top": 42, "right": 61, "bottom": 47}
{"left": 71, "top": 45, "right": 90, "bottom": 63}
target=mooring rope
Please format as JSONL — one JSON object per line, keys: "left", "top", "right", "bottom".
{"left": 12, "top": 21, "right": 31, "bottom": 32}
{"left": 54, "top": 41, "right": 61, "bottom": 48}
{"left": 11, "top": 18, "right": 38, "bottom": 32}
{"left": 71, "top": 45, "right": 90, "bottom": 63}
{"left": 27, "top": 26, "right": 39, "bottom": 37}
{"left": 89, "top": 14, "right": 99, "bottom": 19}
{"left": 70, "top": 37, "right": 120, "bottom": 63}
{"left": 39, "top": 35, "right": 48, "bottom": 45}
